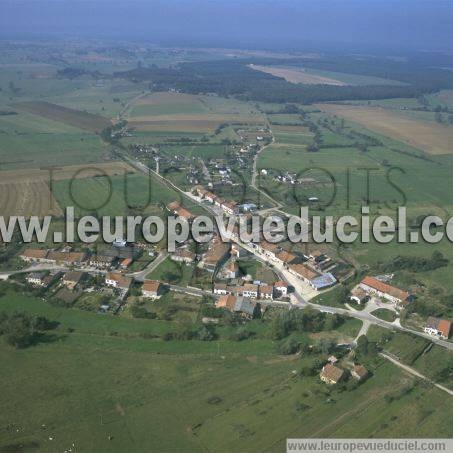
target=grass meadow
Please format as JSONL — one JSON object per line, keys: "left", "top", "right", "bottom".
{"left": 1, "top": 292, "right": 452, "bottom": 452}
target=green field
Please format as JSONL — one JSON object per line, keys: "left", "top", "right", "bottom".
{"left": 147, "top": 256, "right": 213, "bottom": 289}
{"left": 51, "top": 173, "right": 201, "bottom": 218}
{"left": 1, "top": 293, "right": 453, "bottom": 452}
{"left": 371, "top": 309, "right": 398, "bottom": 322}
{"left": 0, "top": 110, "right": 108, "bottom": 169}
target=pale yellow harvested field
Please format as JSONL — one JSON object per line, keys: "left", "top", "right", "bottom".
{"left": 0, "top": 181, "right": 62, "bottom": 218}
{"left": 248, "top": 64, "right": 346, "bottom": 85}
{"left": 316, "top": 104, "right": 453, "bottom": 155}
{"left": 0, "top": 162, "right": 135, "bottom": 218}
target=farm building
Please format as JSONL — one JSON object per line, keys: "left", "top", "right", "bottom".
{"left": 350, "top": 287, "right": 369, "bottom": 305}
{"left": 276, "top": 250, "right": 297, "bottom": 266}
{"left": 200, "top": 236, "right": 230, "bottom": 272}
{"left": 241, "top": 283, "right": 259, "bottom": 299}
{"left": 166, "top": 201, "right": 195, "bottom": 221}
{"left": 224, "top": 260, "right": 239, "bottom": 279}
{"left": 171, "top": 248, "right": 196, "bottom": 264}
{"left": 47, "top": 251, "right": 88, "bottom": 266}
{"left": 19, "top": 248, "right": 49, "bottom": 263}
{"left": 351, "top": 365, "right": 369, "bottom": 382}
{"left": 62, "top": 271, "right": 84, "bottom": 290}
{"left": 274, "top": 281, "right": 288, "bottom": 297}
{"left": 26, "top": 272, "right": 48, "bottom": 287}
{"left": 320, "top": 364, "right": 345, "bottom": 385}
{"left": 288, "top": 263, "right": 319, "bottom": 284}
{"left": 424, "top": 317, "right": 452, "bottom": 339}
{"left": 259, "top": 284, "right": 274, "bottom": 300}
{"left": 216, "top": 294, "right": 237, "bottom": 311}
{"left": 359, "top": 276, "right": 409, "bottom": 306}
{"left": 142, "top": 280, "right": 162, "bottom": 299}
{"left": 310, "top": 273, "right": 337, "bottom": 291}
{"left": 120, "top": 258, "right": 133, "bottom": 269}
{"left": 216, "top": 295, "right": 258, "bottom": 319}
{"left": 105, "top": 272, "right": 132, "bottom": 291}
{"left": 89, "top": 255, "right": 115, "bottom": 269}
{"left": 26, "top": 272, "right": 57, "bottom": 288}
{"left": 221, "top": 200, "right": 239, "bottom": 215}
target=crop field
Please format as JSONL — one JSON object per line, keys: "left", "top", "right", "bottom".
{"left": 0, "top": 162, "right": 135, "bottom": 218}
{"left": 315, "top": 104, "right": 453, "bottom": 155}
{"left": 0, "top": 110, "right": 110, "bottom": 169}
{"left": 13, "top": 101, "right": 111, "bottom": 133}
{"left": 130, "top": 118, "right": 237, "bottom": 133}
{"left": 44, "top": 84, "right": 145, "bottom": 118}
{"left": 248, "top": 64, "right": 346, "bottom": 85}
{"left": 0, "top": 180, "right": 62, "bottom": 218}
{"left": 0, "top": 292, "right": 452, "bottom": 452}
{"left": 131, "top": 92, "right": 262, "bottom": 116}
{"left": 51, "top": 171, "right": 203, "bottom": 218}
{"left": 120, "top": 131, "right": 206, "bottom": 147}
{"left": 131, "top": 92, "right": 209, "bottom": 116}
{"left": 128, "top": 92, "right": 265, "bottom": 133}
{"left": 271, "top": 124, "right": 314, "bottom": 145}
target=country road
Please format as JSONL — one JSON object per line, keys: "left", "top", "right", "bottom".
{"left": 250, "top": 132, "right": 283, "bottom": 210}
{"left": 128, "top": 252, "right": 168, "bottom": 282}
{"left": 380, "top": 352, "right": 453, "bottom": 397}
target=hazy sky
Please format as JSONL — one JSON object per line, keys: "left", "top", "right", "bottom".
{"left": 1, "top": 0, "right": 453, "bottom": 52}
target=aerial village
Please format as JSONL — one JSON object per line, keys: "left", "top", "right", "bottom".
{"left": 4, "top": 122, "right": 452, "bottom": 389}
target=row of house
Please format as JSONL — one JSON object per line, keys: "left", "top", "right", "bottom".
{"left": 26, "top": 271, "right": 60, "bottom": 288}
{"left": 104, "top": 272, "right": 163, "bottom": 300}
{"left": 20, "top": 247, "right": 136, "bottom": 271}
{"left": 26, "top": 270, "right": 85, "bottom": 290}
{"left": 352, "top": 276, "right": 410, "bottom": 308}
{"left": 216, "top": 294, "right": 260, "bottom": 319}
{"left": 20, "top": 249, "right": 88, "bottom": 267}
{"left": 170, "top": 247, "right": 197, "bottom": 264}
{"left": 194, "top": 185, "right": 239, "bottom": 215}
{"left": 200, "top": 236, "right": 231, "bottom": 272}
{"left": 213, "top": 280, "right": 288, "bottom": 300}
{"left": 166, "top": 201, "right": 195, "bottom": 221}
{"left": 255, "top": 241, "right": 338, "bottom": 291}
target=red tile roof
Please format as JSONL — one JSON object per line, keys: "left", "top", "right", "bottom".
{"left": 106, "top": 272, "right": 132, "bottom": 289}
{"left": 320, "top": 364, "right": 344, "bottom": 383}
{"left": 274, "top": 281, "right": 288, "bottom": 288}
{"left": 289, "top": 263, "right": 318, "bottom": 281}
{"left": 142, "top": 280, "right": 161, "bottom": 294}
{"left": 277, "top": 250, "right": 297, "bottom": 264}
{"left": 260, "top": 285, "right": 273, "bottom": 295}
{"left": 20, "top": 248, "right": 48, "bottom": 259}
{"left": 361, "top": 276, "right": 409, "bottom": 301}
{"left": 216, "top": 294, "right": 237, "bottom": 311}
{"left": 438, "top": 320, "right": 452, "bottom": 338}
